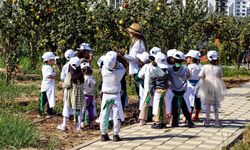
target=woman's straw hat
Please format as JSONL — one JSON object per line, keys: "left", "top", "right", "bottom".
{"left": 128, "top": 23, "right": 142, "bottom": 35}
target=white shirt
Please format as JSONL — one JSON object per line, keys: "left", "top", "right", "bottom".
{"left": 83, "top": 75, "right": 96, "bottom": 96}
{"left": 124, "top": 40, "right": 146, "bottom": 74}
{"left": 187, "top": 63, "right": 202, "bottom": 81}
{"left": 138, "top": 63, "right": 155, "bottom": 91}
{"left": 101, "top": 63, "right": 125, "bottom": 93}
{"left": 41, "top": 65, "right": 56, "bottom": 92}
{"left": 60, "top": 62, "right": 70, "bottom": 81}
{"left": 199, "top": 64, "right": 223, "bottom": 79}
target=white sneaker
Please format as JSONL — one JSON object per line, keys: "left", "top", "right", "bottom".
{"left": 57, "top": 124, "right": 66, "bottom": 131}
{"left": 203, "top": 119, "right": 210, "bottom": 127}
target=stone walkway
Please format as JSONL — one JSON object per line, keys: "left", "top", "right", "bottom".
{"left": 72, "top": 83, "right": 250, "bottom": 150}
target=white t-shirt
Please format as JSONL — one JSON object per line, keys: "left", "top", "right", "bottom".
{"left": 101, "top": 63, "right": 125, "bottom": 93}
{"left": 124, "top": 40, "right": 146, "bottom": 74}
{"left": 138, "top": 63, "right": 155, "bottom": 91}
{"left": 187, "top": 63, "right": 202, "bottom": 81}
{"left": 83, "top": 75, "right": 96, "bottom": 96}
{"left": 41, "top": 65, "right": 56, "bottom": 92}
{"left": 60, "top": 62, "right": 70, "bottom": 81}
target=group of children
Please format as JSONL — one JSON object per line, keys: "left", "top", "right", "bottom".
{"left": 39, "top": 42, "right": 226, "bottom": 142}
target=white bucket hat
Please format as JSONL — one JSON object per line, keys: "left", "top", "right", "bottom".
{"left": 64, "top": 49, "right": 75, "bottom": 60}
{"left": 155, "top": 52, "right": 168, "bottom": 69}
{"left": 42, "top": 52, "right": 59, "bottom": 62}
{"left": 149, "top": 47, "right": 161, "bottom": 57}
{"left": 97, "top": 55, "right": 105, "bottom": 68}
{"left": 137, "top": 52, "right": 150, "bottom": 63}
{"left": 103, "top": 51, "right": 117, "bottom": 70}
{"left": 173, "top": 51, "right": 185, "bottom": 60}
{"left": 185, "top": 50, "right": 201, "bottom": 59}
{"left": 69, "top": 57, "right": 81, "bottom": 70}
{"left": 167, "top": 49, "right": 177, "bottom": 58}
{"left": 77, "top": 43, "right": 92, "bottom": 51}
{"left": 81, "top": 62, "right": 90, "bottom": 69}
{"left": 207, "top": 50, "right": 218, "bottom": 61}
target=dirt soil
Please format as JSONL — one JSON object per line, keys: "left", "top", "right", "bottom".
{"left": 11, "top": 76, "right": 250, "bottom": 149}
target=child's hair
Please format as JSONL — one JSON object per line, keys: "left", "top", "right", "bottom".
{"left": 193, "top": 58, "right": 199, "bottom": 63}
{"left": 69, "top": 65, "right": 84, "bottom": 84}
{"left": 210, "top": 59, "right": 219, "bottom": 65}
{"left": 174, "top": 59, "right": 183, "bottom": 64}
{"left": 82, "top": 66, "right": 93, "bottom": 75}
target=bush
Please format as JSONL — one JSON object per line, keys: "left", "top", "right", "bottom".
{"left": 222, "top": 66, "right": 250, "bottom": 77}
{"left": 0, "top": 110, "right": 39, "bottom": 149}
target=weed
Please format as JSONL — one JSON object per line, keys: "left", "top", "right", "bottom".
{"left": 0, "top": 110, "right": 39, "bottom": 149}
{"left": 222, "top": 66, "right": 250, "bottom": 77}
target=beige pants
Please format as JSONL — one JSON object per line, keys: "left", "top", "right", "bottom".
{"left": 139, "top": 100, "right": 149, "bottom": 121}
{"left": 153, "top": 89, "right": 168, "bottom": 124}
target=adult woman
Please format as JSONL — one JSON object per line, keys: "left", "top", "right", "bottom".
{"left": 122, "top": 23, "right": 147, "bottom": 96}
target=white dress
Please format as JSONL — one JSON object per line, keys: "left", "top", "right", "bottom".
{"left": 197, "top": 64, "right": 226, "bottom": 105}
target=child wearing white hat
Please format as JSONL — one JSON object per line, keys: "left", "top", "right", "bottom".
{"left": 168, "top": 51, "right": 195, "bottom": 128}
{"left": 57, "top": 57, "right": 85, "bottom": 131}
{"left": 39, "top": 52, "right": 58, "bottom": 116}
{"left": 81, "top": 63, "right": 96, "bottom": 128}
{"left": 99, "top": 51, "right": 125, "bottom": 142}
{"left": 167, "top": 49, "right": 177, "bottom": 67}
{"left": 198, "top": 50, "right": 226, "bottom": 127}
{"left": 185, "top": 50, "right": 202, "bottom": 121}
{"left": 135, "top": 52, "right": 153, "bottom": 126}
{"left": 150, "top": 52, "right": 170, "bottom": 129}
{"left": 77, "top": 42, "right": 93, "bottom": 65}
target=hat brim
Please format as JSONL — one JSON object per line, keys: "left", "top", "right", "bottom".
{"left": 127, "top": 28, "right": 141, "bottom": 35}
{"left": 157, "top": 62, "right": 168, "bottom": 69}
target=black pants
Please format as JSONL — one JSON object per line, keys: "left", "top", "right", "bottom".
{"left": 172, "top": 90, "right": 191, "bottom": 124}
{"left": 39, "top": 92, "right": 53, "bottom": 115}
{"left": 194, "top": 96, "right": 201, "bottom": 110}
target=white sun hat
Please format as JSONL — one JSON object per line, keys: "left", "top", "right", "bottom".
{"left": 185, "top": 50, "right": 201, "bottom": 59}
{"left": 69, "top": 57, "right": 81, "bottom": 70}
{"left": 42, "top": 52, "right": 59, "bottom": 62}
{"left": 77, "top": 43, "right": 92, "bottom": 51}
{"left": 97, "top": 55, "right": 105, "bottom": 68}
{"left": 167, "top": 49, "right": 177, "bottom": 58}
{"left": 103, "top": 51, "right": 117, "bottom": 70}
{"left": 149, "top": 47, "right": 161, "bottom": 57}
{"left": 81, "top": 62, "right": 90, "bottom": 69}
{"left": 137, "top": 52, "right": 150, "bottom": 63}
{"left": 207, "top": 50, "right": 218, "bottom": 61}
{"left": 64, "top": 49, "right": 76, "bottom": 60}
{"left": 173, "top": 51, "right": 185, "bottom": 60}
{"left": 155, "top": 52, "right": 168, "bottom": 69}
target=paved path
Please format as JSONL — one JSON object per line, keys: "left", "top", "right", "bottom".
{"left": 73, "top": 83, "right": 250, "bottom": 150}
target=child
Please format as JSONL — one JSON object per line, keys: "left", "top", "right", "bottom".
{"left": 136, "top": 52, "right": 152, "bottom": 125}
{"left": 39, "top": 52, "right": 58, "bottom": 116}
{"left": 60, "top": 49, "right": 75, "bottom": 118}
{"left": 77, "top": 42, "right": 93, "bottom": 65}
{"left": 198, "top": 50, "right": 226, "bottom": 127}
{"left": 150, "top": 52, "right": 170, "bottom": 129}
{"left": 57, "top": 57, "right": 85, "bottom": 131}
{"left": 168, "top": 51, "right": 194, "bottom": 128}
{"left": 185, "top": 50, "right": 202, "bottom": 121}
{"left": 167, "top": 49, "right": 177, "bottom": 67}
{"left": 81, "top": 63, "right": 96, "bottom": 128}
{"left": 99, "top": 51, "right": 125, "bottom": 142}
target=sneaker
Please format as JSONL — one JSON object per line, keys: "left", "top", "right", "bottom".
{"left": 192, "top": 116, "right": 200, "bottom": 121}
{"left": 186, "top": 120, "right": 195, "bottom": 128}
{"left": 101, "top": 134, "right": 110, "bottom": 142}
{"left": 113, "top": 135, "right": 121, "bottom": 142}
{"left": 215, "top": 121, "right": 222, "bottom": 127}
{"left": 57, "top": 124, "right": 66, "bottom": 131}
{"left": 203, "top": 119, "right": 210, "bottom": 127}
{"left": 151, "top": 123, "right": 162, "bottom": 129}
{"left": 171, "top": 120, "right": 179, "bottom": 128}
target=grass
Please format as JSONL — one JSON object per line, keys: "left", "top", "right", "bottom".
{"left": 222, "top": 66, "right": 250, "bottom": 77}
{"left": 0, "top": 56, "right": 4, "bottom": 68}
{"left": 233, "top": 124, "right": 250, "bottom": 149}
{"left": 0, "top": 109, "right": 39, "bottom": 149}
{"left": 0, "top": 73, "right": 38, "bottom": 102}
